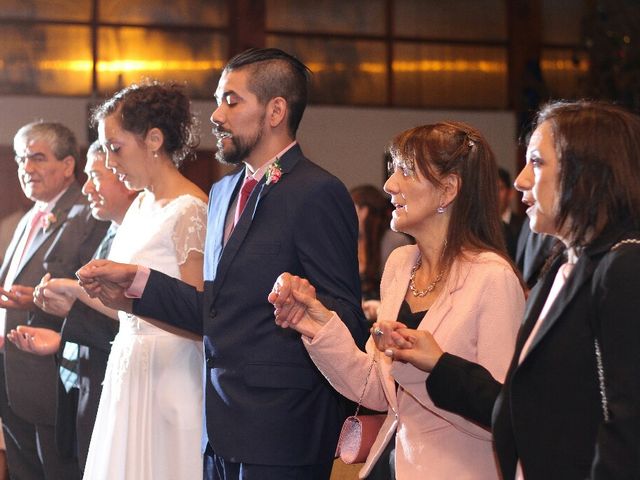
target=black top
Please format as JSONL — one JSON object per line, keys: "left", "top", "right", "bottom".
{"left": 397, "top": 299, "right": 427, "bottom": 329}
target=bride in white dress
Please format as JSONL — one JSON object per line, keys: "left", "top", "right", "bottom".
{"left": 81, "top": 82, "right": 208, "bottom": 480}
{"left": 84, "top": 192, "right": 206, "bottom": 480}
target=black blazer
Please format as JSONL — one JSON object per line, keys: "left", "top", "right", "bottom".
{"left": 134, "top": 145, "right": 368, "bottom": 466}
{"left": 427, "top": 226, "right": 640, "bottom": 479}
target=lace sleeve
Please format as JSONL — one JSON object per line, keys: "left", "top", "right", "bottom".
{"left": 172, "top": 198, "right": 207, "bottom": 265}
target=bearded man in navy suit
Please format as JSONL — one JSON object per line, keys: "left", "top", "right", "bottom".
{"left": 78, "top": 48, "right": 368, "bottom": 480}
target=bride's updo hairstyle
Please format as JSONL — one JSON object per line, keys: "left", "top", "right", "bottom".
{"left": 92, "top": 81, "right": 199, "bottom": 167}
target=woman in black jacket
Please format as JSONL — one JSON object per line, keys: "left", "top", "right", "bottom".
{"left": 380, "top": 100, "right": 640, "bottom": 480}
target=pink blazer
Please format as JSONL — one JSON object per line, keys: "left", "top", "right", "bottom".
{"left": 304, "top": 245, "right": 525, "bottom": 479}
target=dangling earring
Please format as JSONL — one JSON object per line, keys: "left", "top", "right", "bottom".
{"left": 437, "top": 204, "right": 446, "bottom": 214}
{"left": 153, "top": 151, "right": 159, "bottom": 159}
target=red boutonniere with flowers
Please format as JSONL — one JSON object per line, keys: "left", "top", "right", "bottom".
{"left": 265, "top": 158, "right": 283, "bottom": 185}
{"left": 42, "top": 212, "right": 57, "bottom": 231}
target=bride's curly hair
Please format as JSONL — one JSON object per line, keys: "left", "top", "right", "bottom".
{"left": 92, "top": 80, "right": 200, "bottom": 167}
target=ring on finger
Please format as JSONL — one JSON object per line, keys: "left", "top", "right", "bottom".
{"left": 373, "top": 327, "right": 383, "bottom": 337}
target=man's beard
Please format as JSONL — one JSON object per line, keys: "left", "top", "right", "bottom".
{"left": 215, "top": 117, "right": 265, "bottom": 166}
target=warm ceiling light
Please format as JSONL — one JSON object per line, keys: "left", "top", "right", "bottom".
{"left": 37, "top": 59, "right": 224, "bottom": 72}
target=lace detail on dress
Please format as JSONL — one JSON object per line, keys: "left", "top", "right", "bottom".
{"left": 171, "top": 197, "right": 207, "bottom": 265}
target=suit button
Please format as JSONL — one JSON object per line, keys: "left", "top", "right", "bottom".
{"left": 206, "top": 357, "right": 215, "bottom": 369}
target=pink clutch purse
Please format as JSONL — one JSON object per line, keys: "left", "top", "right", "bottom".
{"left": 336, "top": 413, "right": 386, "bottom": 464}
{"left": 335, "top": 356, "right": 386, "bottom": 464}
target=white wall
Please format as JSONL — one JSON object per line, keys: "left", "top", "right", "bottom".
{"left": 0, "top": 96, "right": 517, "bottom": 189}
{"left": 297, "top": 106, "right": 517, "bottom": 189}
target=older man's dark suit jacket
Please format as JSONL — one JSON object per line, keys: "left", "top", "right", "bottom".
{"left": 426, "top": 226, "right": 640, "bottom": 479}
{"left": 0, "top": 182, "right": 108, "bottom": 477}
{"left": 134, "top": 144, "right": 368, "bottom": 466}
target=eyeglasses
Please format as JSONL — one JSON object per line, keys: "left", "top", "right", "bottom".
{"left": 387, "top": 159, "right": 414, "bottom": 178}
{"left": 14, "top": 152, "right": 47, "bottom": 165}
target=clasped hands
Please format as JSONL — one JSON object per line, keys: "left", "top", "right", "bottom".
{"left": 75, "top": 259, "right": 137, "bottom": 312}
{"left": 6, "top": 273, "right": 78, "bottom": 355}
{"left": 268, "top": 273, "right": 445, "bottom": 372}
{"left": 369, "top": 321, "right": 444, "bottom": 372}
{"left": 268, "top": 273, "right": 332, "bottom": 339}
{"left": 0, "top": 284, "right": 36, "bottom": 311}
{"left": 5, "top": 260, "right": 136, "bottom": 356}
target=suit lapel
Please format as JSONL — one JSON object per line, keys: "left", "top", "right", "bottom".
{"left": 377, "top": 248, "right": 470, "bottom": 410}
{"left": 419, "top": 256, "right": 470, "bottom": 335}
{"left": 204, "top": 169, "right": 244, "bottom": 282}
{"left": 252, "top": 147, "right": 300, "bottom": 212}
{"left": 0, "top": 214, "right": 29, "bottom": 281}
{"left": 376, "top": 247, "right": 416, "bottom": 327}
{"left": 518, "top": 254, "right": 595, "bottom": 364}
{"left": 14, "top": 184, "right": 81, "bottom": 280}
{"left": 207, "top": 148, "right": 302, "bottom": 299}
{"left": 376, "top": 248, "right": 416, "bottom": 411}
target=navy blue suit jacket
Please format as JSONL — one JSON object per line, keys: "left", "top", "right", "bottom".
{"left": 134, "top": 144, "right": 368, "bottom": 465}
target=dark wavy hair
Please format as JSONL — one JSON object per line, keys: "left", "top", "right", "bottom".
{"left": 91, "top": 81, "right": 199, "bottom": 167}
{"left": 350, "top": 184, "right": 391, "bottom": 294}
{"left": 388, "top": 122, "right": 514, "bottom": 274}
{"left": 534, "top": 100, "right": 640, "bottom": 250}
{"left": 224, "top": 48, "right": 311, "bottom": 137}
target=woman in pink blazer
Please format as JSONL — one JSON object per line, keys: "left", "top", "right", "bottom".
{"left": 270, "top": 122, "right": 525, "bottom": 479}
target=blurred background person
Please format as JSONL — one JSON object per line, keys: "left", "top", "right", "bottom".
{"left": 270, "top": 122, "right": 525, "bottom": 479}
{"left": 351, "top": 184, "right": 411, "bottom": 321}
{"left": 8, "top": 140, "right": 138, "bottom": 474}
{"left": 387, "top": 100, "right": 640, "bottom": 480}
{"left": 0, "top": 122, "right": 108, "bottom": 479}
{"left": 497, "top": 167, "right": 525, "bottom": 261}
{"left": 515, "top": 220, "right": 560, "bottom": 291}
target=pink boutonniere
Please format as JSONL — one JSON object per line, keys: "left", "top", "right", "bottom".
{"left": 265, "top": 158, "right": 283, "bottom": 185}
{"left": 43, "top": 213, "right": 57, "bottom": 231}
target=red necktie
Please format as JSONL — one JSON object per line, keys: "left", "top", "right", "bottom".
{"left": 233, "top": 177, "right": 258, "bottom": 227}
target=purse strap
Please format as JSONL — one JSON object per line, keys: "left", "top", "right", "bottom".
{"left": 353, "top": 355, "right": 377, "bottom": 417}
{"left": 593, "top": 237, "right": 640, "bottom": 422}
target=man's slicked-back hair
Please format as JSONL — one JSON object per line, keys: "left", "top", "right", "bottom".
{"left": 224, "top": 48, "right": 311, "bottom": 136}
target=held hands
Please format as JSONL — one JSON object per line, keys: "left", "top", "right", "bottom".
{"left": 33, "top": 274, "right": 77, "bottom": 317}
{"left": 268, "top": 273, "right": 333, "bottom": 339}
{"left": 6, "top": 325, "right": 62, "bottom": 356}
{"left": 76, "top": 259, "right": 137, "bottom": 311}
{"left": 385, "top": 328, "right": 445, "bottom": 373}
{"left": 370, "top": 320, "right": 407, "bottom": 353}
{"left": 0, "top": 285, "right": 36, "bottom": 310}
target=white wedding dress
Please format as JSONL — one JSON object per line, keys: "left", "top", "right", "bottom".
{"left": 83, "top": 193, "right": 206, "bottom": 480}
